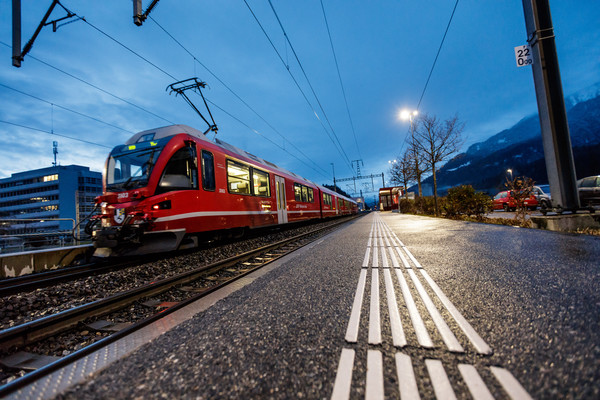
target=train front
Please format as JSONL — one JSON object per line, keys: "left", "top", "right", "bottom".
{"left": 88, "top": 134, "right": 186, "bottom": 257}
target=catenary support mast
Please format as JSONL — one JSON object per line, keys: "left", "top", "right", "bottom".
{"left": 522, "top": 0, "right": 580, "bottom": 211}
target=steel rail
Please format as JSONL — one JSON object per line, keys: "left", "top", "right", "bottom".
{"left": 0, "top": 215, "right": 358, "bottom": 397}
{"left": 0, "top": 217, "right": 354, "bottom": 350}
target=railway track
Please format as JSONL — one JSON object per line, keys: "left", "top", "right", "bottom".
{"left": 0, "top": 215, "right": 358, "bottom": 395}
{"left": 0, "top": 261, "right": 137, "bottom": 298}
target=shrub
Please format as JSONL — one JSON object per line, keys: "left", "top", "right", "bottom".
{"left": 443, "top": 185, "right": 492, "bottom": 220}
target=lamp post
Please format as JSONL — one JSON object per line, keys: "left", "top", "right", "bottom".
{"left": 388, "top": 160, "right": 401, "bottom": 213}
{"left": 400, "top": 109, "right": 421, "bottom": 197}
{"left": 507, "top": 169, "right": 513, "bottom": 181}
{"left": 400, "top": 110, "right": 419, "bottom": 135}
{"left": 330, "top": 163, "right": 337, "bottom": 193}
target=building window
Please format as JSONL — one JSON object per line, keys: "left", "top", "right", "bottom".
{"left": 43, "top": 174, "right": 58, "bottom": 182}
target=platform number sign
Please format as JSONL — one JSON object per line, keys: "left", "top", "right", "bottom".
{"left": 515, "top": 44, "right": 533, "bottom": 67}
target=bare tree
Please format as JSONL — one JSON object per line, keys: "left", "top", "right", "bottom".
{"left": 406, "top": 135, "right": 430, "bottom": 199}
{"left": 389, "top": 150, "right": 416, "bottom": 197}
{"left": 413, "top": 113, "right": 464, "bottom": 215}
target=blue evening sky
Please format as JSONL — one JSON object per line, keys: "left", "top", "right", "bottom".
{"left": 1, "top": 1, "right": 599, "bottom": 197}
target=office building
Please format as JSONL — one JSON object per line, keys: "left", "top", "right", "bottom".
{"left": 0, "top": 165, "right": 102, "bottom": 242}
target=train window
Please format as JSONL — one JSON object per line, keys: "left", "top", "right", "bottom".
{"left": 293, "top": 183, "right": 314, "bottom": 202}
{"left": 157, "top": 145, "right": 198, "bottom": 194}
{"left": 227, "top": 160, "right": 251, "bottom": 195}
{"left": 137, "top": 133, "right": 155, "bottom": 142}
{"left": 201, "top": 150, "right": 215, "bottom": 191}
{"left": 252, "top": 169, "right": 270, "bottom": 197}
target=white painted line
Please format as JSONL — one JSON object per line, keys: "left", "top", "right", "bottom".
{"left": 395, "top": 246, "right": 411, "bottom": 268}
{"left": 404, "top": 247, "right": 424, "bottom": 269}
{"left": 394, "top": 269, "right": 434, "bottom": 348}
{"left": 384, "top": 235, "right": 391, "bottom": 248}
{"left": 369, "top": 269, "right": 381, "bottom": 344}
{"left": 362, "top": 247, "right": 371, "bottom": 268}
{"left": 366, "top": 350, "right": 385, "bottom": 400}
{"left": 331, "top": 349, "right": 355, "bottom": 400}
{"left": 367, "top": 237, "right": 372, "bottom": 248}
{"left": 345, "top": 269, "right": 367, "bottom": 343}
{"left": 381, "top": 245, "right": 389, "bottom": 269}
{"left": 373, "top": 245, "right": 379, "bottom": 269}
{"left": 378, "top": 237, "right": 384, "bottom": 248}
{"left": 388, "top": 247, "right": 401, "bottom": 269}
{"left": 425, "top": 359, "right": 457, "bottom": 400}
{"left": 490, "top": 366, "right": 533, "bottom": 400}
{"left": 395, "top": 353, "right": 421, "bottom": 400}
{"left": 407, "top": 269, "right": 464, "bottom": 353}
{"left": 383, "top": 269, "right": 406, "bottom": 347}
{"left": 392, "top": 232, "right": 405, "bottom": 247}
{"left": 458, "top": 364, "right": 494, "bottom": 400}
{"left": 419, "top": 270, "right": 492, "bottom": 355}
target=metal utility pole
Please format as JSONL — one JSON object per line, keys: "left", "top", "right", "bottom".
{"left": 352, "top": 159, "right": 364, "bottom": 177}
{"left": 52, "top": 141, "right": 58, "bottom": 166}
{"left": 133, "top": 0, "right": 160, "bottom": 26}
{"left": 330, "top": 163, "right": 337, "bottom": 193}
{"left": 12, "top": 0, "right": 21, "bottom": 67}
{"left": 522, "top": 0, "right": 580, "bottom": 211}
{"left": 11, "top": 0, "right": 79, "bottom": 67}
{"left": 336, "top": 173, "right": 385, "bottom": 196}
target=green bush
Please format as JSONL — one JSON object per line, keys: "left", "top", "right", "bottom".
{"left": 399, "top": 198, "right": 416, "bottom": 214}
{"left": 443, "top": 185, "right": 492, "bottom": 219}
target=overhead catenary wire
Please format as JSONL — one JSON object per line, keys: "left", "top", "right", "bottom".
{"left": 75, "top": 16, "right": 331, "bottom": 179}
{"left": 0, "top": 41, "right": 175, "bottom": 126}
{"left": 0, "top": 120, "right": 112, "bottom": 148}
{"left": 0, "top": 83, "right": 136, "bottom": 135}
{"left": 319, "top": 0, "right": 361, "bottom": 160}
{"left": 243, "top": 0, "right": 354, "bottom": 175}
{"left": 148, "top": 16, "right": 328, "bottom": 177}
{"left": 206, "top": 99, "right": 328, "bottom": 177}
{"left": 2, "top": 8, "right": 339, "bottom": 180}
{"left": 416, "top": 0, "right": 460, "bottom": 111}
{"left": 266, "top": 0, "right": 354, "bottom": 173}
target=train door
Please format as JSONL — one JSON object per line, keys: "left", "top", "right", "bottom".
{"left": 275, "top": 175, "right": 288, "bottom": 224}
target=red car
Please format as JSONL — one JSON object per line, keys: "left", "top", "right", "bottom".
{"left": 493, "top": 190, "right": 538, "bottom": 211}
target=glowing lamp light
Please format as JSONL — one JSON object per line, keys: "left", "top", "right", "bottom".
{"left": 399, "top": 109, "right": 418, "bottom": 121}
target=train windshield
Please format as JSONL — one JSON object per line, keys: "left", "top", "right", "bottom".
{"left": 105, "top": 137, "right": 170, "bottom": 191}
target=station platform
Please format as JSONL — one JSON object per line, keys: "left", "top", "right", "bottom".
{"left": 9, "top": 212, "right": 532, "bottom": 399}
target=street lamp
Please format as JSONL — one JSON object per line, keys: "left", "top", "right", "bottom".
{"left": 399, "top": 109, "right": 418, "bottom": 139}
{"left": 507, "top": 169, "right": 513, "bottom": 180}
{"left": 399, "top": 109, "right": 418, "bottom": 122}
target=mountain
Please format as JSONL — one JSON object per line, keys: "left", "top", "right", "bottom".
{"left": 421, "top": 91, "right": 600, "bottom": 195}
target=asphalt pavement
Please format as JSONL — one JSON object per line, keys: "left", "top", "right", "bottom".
{"left": 54, "top": 212, "right": 600, "bottom": 399}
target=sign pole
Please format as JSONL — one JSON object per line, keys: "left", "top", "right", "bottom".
{"left": 522, "top": 0, "right": 579, "bottom": 212}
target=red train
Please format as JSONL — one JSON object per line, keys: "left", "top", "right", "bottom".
{"left": 89, "top": 125, "right": 358, "bottom": 256}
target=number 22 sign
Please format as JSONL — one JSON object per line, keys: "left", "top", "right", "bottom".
{"left": 514, "top": 45, "right": 533, "bottom": 67}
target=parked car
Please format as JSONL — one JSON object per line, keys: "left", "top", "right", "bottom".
{"left": 532, "top": 185, "right": 552, "bottom": 214}
{"left": 577, "top": 175, "right": 600, "bottom": 207}
{"left": 493, "top": 190, "right": 538, "bottom": 211}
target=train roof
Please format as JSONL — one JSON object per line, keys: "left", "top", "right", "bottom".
{"left": 125, "top": 125, "right": 356, "bottom": 204}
